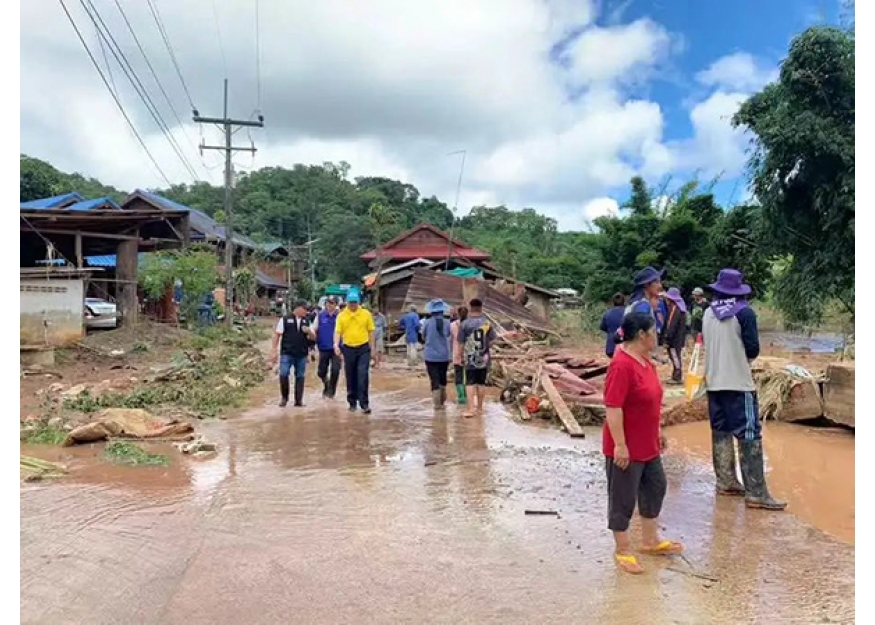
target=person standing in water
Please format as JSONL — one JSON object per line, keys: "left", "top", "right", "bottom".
{"left": 269, "top": 300, "right": 316, "bottom": 408}
{"left": 702, "top": 268, "right": 786, "bottom": 510}
{"left": 599, "top": 293, "right": 626, "bottom": 359}
{"left": 459, "top": 298, "right": 496, "bottom": 418}
{"left": 311, "top": 296, "right": 342, "bottom": 399}
{"left": 422, "top": 298, "right": 452, "bottom": 409}
{"left": 603, "top": 312, "right": 683, "bottom": 574}
{"left": 450, "top": 305, "right": 468, "bottom": 405}
{"left": 399, "top": 305, "right": 420, "bottom": 367}
{"left": 334, "top": 288, "right": 375, "bottom": 414}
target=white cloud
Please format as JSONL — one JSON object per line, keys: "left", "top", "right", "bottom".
{"left": 19, "top": 0, "right": 732, "bottom": 231}
{"left": 562, "top": 19, "right": 672, "bottom": 85}
{"left": 696, "top": 51, "right": 778, "bottom": 92}
{"left": 668, "top": 51, "right": 778, "bottom": 181}
{"left": 582, "top": 197, "right": 620, "bottom": 221}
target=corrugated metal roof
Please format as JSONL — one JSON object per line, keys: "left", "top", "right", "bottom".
{"left": 361, "top": 223, "right": 491, "bottom": 261}
{"left": 66, "top": 197, "right": 122, "bottom": 211}
{"left": 400, "top": 269, "right": 553, "bottom": 334}
{"left": 20, "top": 193, "right": 84, "bottom": 209}
{"left": 256, "top": 269, "right": 286, "bottom": 289}
{"left": 128, "top": 190, "right": 256, "bottom": 249}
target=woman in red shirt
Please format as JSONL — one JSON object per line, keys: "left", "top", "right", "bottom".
{"left": 603, "top": 312, "right": 683, "bottom": 574}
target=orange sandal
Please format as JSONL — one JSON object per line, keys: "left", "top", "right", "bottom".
{"left": 639, "top": 540, "right": 684, "bottom": 555}
{"left": 614, "top": 553, "right": 644, "bottom": 574}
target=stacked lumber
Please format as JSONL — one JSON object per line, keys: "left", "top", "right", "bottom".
{"left": 823, "top": 362, "right": 854, "bottom": 428}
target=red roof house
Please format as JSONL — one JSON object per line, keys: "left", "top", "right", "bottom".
{"left": 361, "top": 223, "right": 491, "bottom": 266}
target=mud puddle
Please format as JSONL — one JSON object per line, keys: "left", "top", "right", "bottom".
{"left": 667, "top": 420, "right": 855, "bottom": 544}
{"left": 21, "top": 371, "right": 855, "bottom": 624}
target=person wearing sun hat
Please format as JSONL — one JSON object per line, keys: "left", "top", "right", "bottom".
{"left": 702, "top": 268, "right": 786, "bottom": 510}
{"left": 624, "top": 266, "right": 668, "bottom": 362}
{"left": 660, "top": 287, "right": 688, "bottom": 384}
{"left": 422, "top": 298, "right": 452, "bottom": 409}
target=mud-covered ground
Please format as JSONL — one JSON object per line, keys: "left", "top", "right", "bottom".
{"left": 21, "top": 359, "right": 854, "bottom": 624}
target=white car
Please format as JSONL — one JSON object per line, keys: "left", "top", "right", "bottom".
{"left": 84, "top": 297, "right": 119, "bottom": 330}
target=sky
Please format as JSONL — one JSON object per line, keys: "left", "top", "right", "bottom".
{"left": 20, "top": 0, "right": 845, "bottom": 231}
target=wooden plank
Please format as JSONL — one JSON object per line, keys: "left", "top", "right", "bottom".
{"left": 541, "top": 372, "right": 585, "bottom": 438}
{"left": 824, "top": 362, "right": 854, "bottom": 428}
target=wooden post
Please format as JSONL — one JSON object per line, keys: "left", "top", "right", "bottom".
{"left": 75, "top": 234, "right": 83, "bottom": 269}
{"left": 116, "top": 235, "right": 139, "bottom": 327}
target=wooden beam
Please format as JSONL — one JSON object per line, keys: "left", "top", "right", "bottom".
{"left": 74, "top": 233, "right": 83, "bottom": 269}
{"left": 116, "top": 235, "right": 139, "bottom": 327}
{"left": 20, "top": 227, "right": 140, "bottom": 241}
{"left": 541, "top": 372, "right": 586, "bottom": 438}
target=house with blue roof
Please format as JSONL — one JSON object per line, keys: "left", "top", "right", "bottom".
{"left": 123, "top": 190, "right": 295, "bottom": 308}
{"left": 21, "top": 192, "right": 190, "bottom": 330}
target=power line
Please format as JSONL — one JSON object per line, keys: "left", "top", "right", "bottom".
{"left": 145, "top": 0, "right": 196, "bottom": 110}
{"left": 80, "top": 0, "right": 200, "bottom": 182}
{"left": 211, "top": 0, "right": 228, "bottom": 78}
{"left": 111, "top": 0, "right": 214, "bottom": 182}
{"left": 94, "top": 19, "right": 118, "bottom": 97}
{"left": 255, "top": 0, "right": 262, "bottom": 111}
{"left": 56, "top": 0, "right": 172, "bottom": 186}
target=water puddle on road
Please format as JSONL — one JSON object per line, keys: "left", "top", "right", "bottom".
{"left": 667, "top": 420, "right": 855, "bottom": 544}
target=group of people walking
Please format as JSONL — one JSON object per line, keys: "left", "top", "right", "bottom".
{"left": 270, "top": 288, "right": 375, "bottom": 413}
{"left": 269, "top": 290, "right": 496, "bottom": 420}
{"left": 600, "top": 266, "right": 786, "bottom": 575}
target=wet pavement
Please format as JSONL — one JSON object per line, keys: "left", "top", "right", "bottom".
{"left": 21, "top": 371, "right": 854, "bottom": 624}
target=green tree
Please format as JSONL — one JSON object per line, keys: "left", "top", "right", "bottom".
{"left": 733, "top": 26, "right": 854, "bottom": 322}
{"left": 139, "top": 246, "right": 219, "bottom": 323}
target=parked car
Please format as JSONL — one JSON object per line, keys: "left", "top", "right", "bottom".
{"left": 84, "top": 297, "right": 119, "bottom": 330}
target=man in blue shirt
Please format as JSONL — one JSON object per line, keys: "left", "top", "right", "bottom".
{"left": 399, "top": 305, "right": 421, "bottom": 367}
{"left": 599, "top": 293, "right": 626, "bottom": 358}
{"left": 311, "top": 296, "right": 342, "bottom": 399}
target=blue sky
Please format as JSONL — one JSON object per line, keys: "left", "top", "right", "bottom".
{"left": 597, "top": 0, "right": 842, "bottom": 209}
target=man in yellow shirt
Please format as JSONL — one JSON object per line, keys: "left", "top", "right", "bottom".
{"left": 334, "top": 288, "right": 375, "bottom": 413}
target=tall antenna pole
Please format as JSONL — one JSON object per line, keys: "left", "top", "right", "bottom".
{"left": 446, "top": 149, "right": 466, "bottom": 269}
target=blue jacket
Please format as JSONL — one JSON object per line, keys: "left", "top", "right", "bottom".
{"left": 316, "top": 309, "right": 339, "bottom": 351}
{"left": 599, "top": 305, "right": 625, "bottom": 357}
{"left": 422, "top": 316, "right": 451, "bottom": 362}
{"left": 400, "top": 311, "right": 420, "bottom": 344}
{"left": 627, "top": 295, "right": 668, "bottom": 333}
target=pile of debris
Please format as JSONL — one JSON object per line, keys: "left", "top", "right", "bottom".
{"left": 492, "top": 348, "right": 609, "bottom": 436}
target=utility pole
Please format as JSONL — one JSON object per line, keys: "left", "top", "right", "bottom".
{"left": 194, "top": 79, "right": 264, "bottom": 326}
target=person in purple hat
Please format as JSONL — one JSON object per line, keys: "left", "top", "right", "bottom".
{"left": 702, "top": 268, "right": 786, "bottom": 510}
{"left": 660, "top": 287, "right": 687, "bottom": 384}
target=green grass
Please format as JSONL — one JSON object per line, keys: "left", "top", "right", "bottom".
{"left": 103, "top": 441, "right": 169, "bottom": 466}
{"left": 24, "top": 425, "right": 67, "bottom": 445}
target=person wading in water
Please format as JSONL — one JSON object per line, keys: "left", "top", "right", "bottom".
{"left": 334, "top": 288, "right": 375, "bottom": 414}
{"left": 702, "top": 268, "right": 786, "bottom": 510}
{"left": 270, "top": 300, "right": 316, "bottom": 408}
{"left": 422, "top": 298, "right": 451, "bottom": 409}
{"left": 603, "top": 312, "right": 683, "bottom": 574}
{"left": 311, "top": 296, "right": 342, "bottom": 399}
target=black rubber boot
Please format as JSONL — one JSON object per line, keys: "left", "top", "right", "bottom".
{"left": 279, "top": 376, "right": 290, "bottom": 408}
{"left": 712, "top": 431, "right": 745, "bottom": 496}
{"left": 439, "top": 386, "right": 447, "bottom": 407}
{"left": 432, "top": 389, "right": 442, "bottom": 409}
{"left": 294, "top": 378, "right": 305, "bottom": 407}
{"left": 739, "top": 439, "right": 787, "bottom": 510}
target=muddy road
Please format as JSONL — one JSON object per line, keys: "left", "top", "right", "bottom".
{"left": 21, "top": 371, "right": 854, "bottom": 624}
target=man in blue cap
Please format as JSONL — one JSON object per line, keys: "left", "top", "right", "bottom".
{"left": 333, "top": 287, "right": 375, "bottom": 413}
{"left": 702, "top": 268, "right": 785, "bottom": 511}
